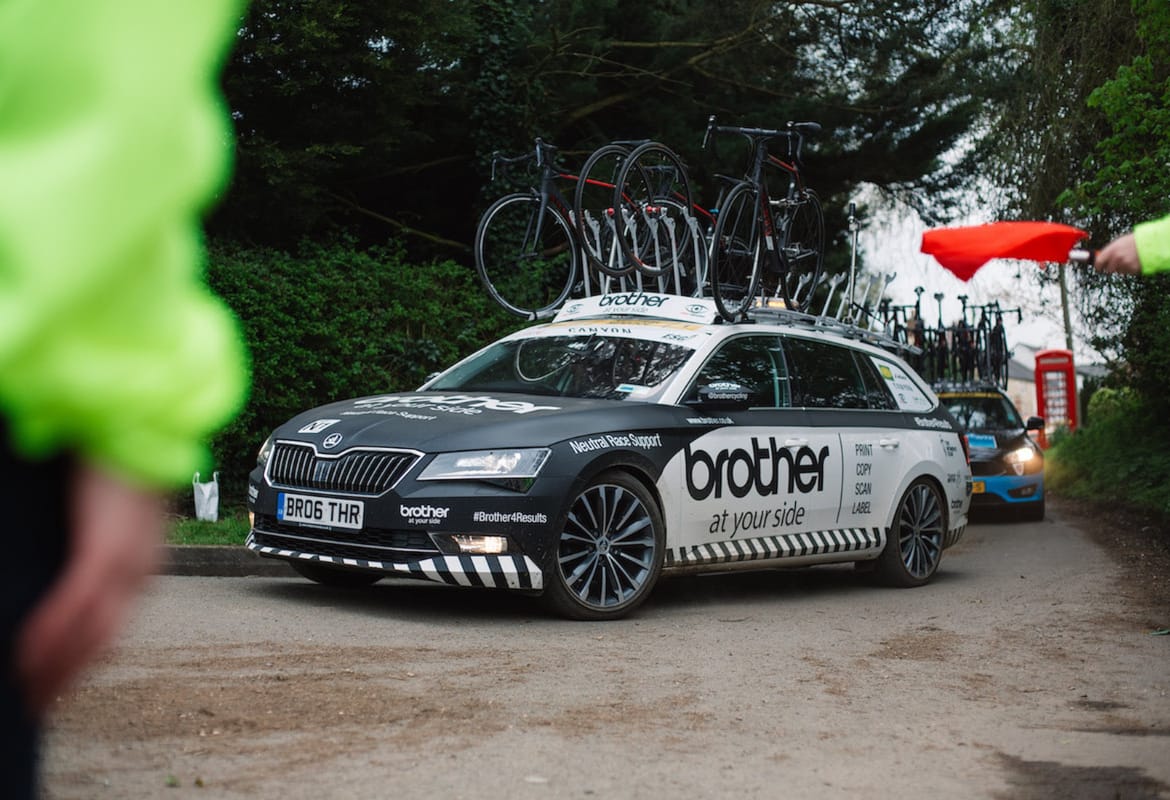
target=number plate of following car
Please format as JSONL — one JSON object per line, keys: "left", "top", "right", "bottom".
{"left": 972, "top": 481, "right": 986, "bottom": 494}
{"left": 277, "top": 492, "right": 364, "bottom": 530}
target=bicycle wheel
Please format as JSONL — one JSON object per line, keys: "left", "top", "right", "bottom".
{"left": 708, "top": 181, "right": 762, "bottom": 321}
{"left": 989, "top": 325, "right": 1010, "bottom": 388}
{"left": 573, "top": 143, "right": 635, "bottom": 278}
{"left": 765, "top": 189, "right": 824, "bottom": 313}
{"left": 474, "top": 192, "right": 578, "bottom": 320}
{"left": 612, "top": 142, "right": 699, "bottom": 280}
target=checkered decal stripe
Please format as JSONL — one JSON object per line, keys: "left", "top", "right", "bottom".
{"left": 246, "top": 534, "right": 543, "bottom": 590}
{"left": 944, "top": 525, "right": 966, "bottom": 548}
{"left": 665, "top": 527, "right": 885, "bottom": 568}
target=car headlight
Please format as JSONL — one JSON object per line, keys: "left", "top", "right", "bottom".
{"left": 418, "top": 448, "right": 551, "bottom": 481}
{"left": 256, "top": 435, "right": 275, "bottom": 469}
{"left": 1004, "top": 445, "right": 1037, "bottom": 475}
{"left": 1004, "top": 446, "right": 1035, "bottom": 465}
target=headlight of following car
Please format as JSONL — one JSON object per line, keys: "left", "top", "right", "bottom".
{"left": 419, "top": 448, "right": 551, "bottom": 481}
{"left": 256, "top": 435, "right": 275, "bottom": 469}
{"left": 1004, "top": 445, "right": 1036, "bottom": 475}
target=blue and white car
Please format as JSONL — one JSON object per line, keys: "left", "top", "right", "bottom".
{"left": 247, "top": 293, "right": 972, "bottom": 619}
{"left": 936, "top": 384, "right": 1045, "bottom": 521}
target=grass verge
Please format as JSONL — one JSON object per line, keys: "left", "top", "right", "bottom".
{"left": 167, "top": 512, "right": 250, "bottom": 546}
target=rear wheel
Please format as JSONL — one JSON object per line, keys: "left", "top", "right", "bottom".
{"left": 875, "top": 479, "right": 946, "bottom": 587}
{"left": 708, "top": 181, "right": 762, "bottom": 321}
{"left": 542, "top": 470, "right": 665, "bottom": 620}
{"left": 291, "top": 560, "right": 383, "bottom": 588}
{"left": 766, "top": 189, "right": 824, "bottom": 313}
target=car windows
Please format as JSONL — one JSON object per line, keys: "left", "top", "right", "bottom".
{"left": 945, "top": 394, "right": 1023, "bottom": 430}
{"left": 686, "top": 335, "right": 790, "bottom": 408}
{"left": 430, "top": 335, "right": 693, "bottom": 400}
{"left": 870, "top": 358, "right": 935, "bottom": 412}
{"left": 853, "top": 353, "right": 898, "bottom": 410}
{"left": 782, "top": 337, "right": 872, "bottom": 409}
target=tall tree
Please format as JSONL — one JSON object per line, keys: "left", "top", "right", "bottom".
{"left": 210, "top": 0, "right": 478, "bottom": 248}
{"left": 212, "top": 0, "right": 1017, "bottom": 270}
{"left": 1065, "top": 0, "right": 1170, "bottom": 408}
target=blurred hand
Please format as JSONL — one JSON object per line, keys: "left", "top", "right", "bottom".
{"left": 1094, "top": 232, "right": 1142, "bottom": 275}
{"left": 15, "top": 463, "right": 164, "bottom": 715}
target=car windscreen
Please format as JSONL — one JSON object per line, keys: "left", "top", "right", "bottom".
{"left": 428, "top": 334, "right": 693, "bottom": 400}
{"left": 944, "top": 394, "right": 1023, "bottom": 431}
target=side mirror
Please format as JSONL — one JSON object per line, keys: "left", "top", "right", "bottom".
{"left": 1025, "top": 416, "right": 1044, "bottom": 431}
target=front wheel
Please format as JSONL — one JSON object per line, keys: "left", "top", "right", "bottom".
{"left": 542, "top": 470, "right": 665, "bottom": 620}
{"left": 474, "top": 193, "right": 578, "bottom": 319}
{"left": 875, "top": 479, "right": 946, "bottom": 587}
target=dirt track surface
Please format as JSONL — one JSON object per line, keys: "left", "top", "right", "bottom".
{"left": 42, "top": 497, "right": 1170, "bottom": 799}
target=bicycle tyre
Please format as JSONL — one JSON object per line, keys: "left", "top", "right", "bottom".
{"left": 989, "top": 325, "right": 1010, "bottom": 388}
{"left": 767, "top": 189, "right": 824, "bottom": 313}
{"left": 708, "top": 181, "right": 762, "bottom": 321}
{"left": 635, "top": 196, "right": 710, "bottom": 296}
{"left": 573, "top": 143, "right": 636, "bottom": 278}
{"left": 929, "top": 329, "right": 948, "bottom": 384}
{"left": 611, "top": 142, "right": 698, "bottom": 279}
{"left": 474, "top": 192, "right": 578, "bottom": 320}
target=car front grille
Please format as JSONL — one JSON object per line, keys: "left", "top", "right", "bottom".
{"left": 970, "top": 461, "right": 1004, "bottom": 477}
{"left": 252, "top": 517, "right": 440, "bottom": 562}
{"left": 267, "top": 442, "right": 419, "bottom": 495}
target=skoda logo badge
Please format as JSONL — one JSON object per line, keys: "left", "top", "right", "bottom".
{"left": 322, "top": 433, "right": 344, "bottom": 449}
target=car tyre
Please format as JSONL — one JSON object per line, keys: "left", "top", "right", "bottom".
{"left": 542, "top": 470, "right": 665, "bottom": 620}
{"left": 291, "top": 560, "right": 383, "bottom": 588}
{"left": 876, "top": 479, "right": 946, "bottom": 587}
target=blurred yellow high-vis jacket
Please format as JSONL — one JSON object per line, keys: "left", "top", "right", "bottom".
{"left": 1135, "top": 214, "right": 1170, "bottom": 276}
{"left": 0, "top": 0, "right": 249, "bottom": 487}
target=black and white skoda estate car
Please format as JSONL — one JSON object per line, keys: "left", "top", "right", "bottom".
{"left": 247, "top": 292, "right": 972, "bottom": 620}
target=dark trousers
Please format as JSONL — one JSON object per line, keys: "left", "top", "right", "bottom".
{"left": 1, "top": 423, "right": 69, "bottom": 799}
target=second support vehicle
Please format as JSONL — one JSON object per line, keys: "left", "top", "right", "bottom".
{"left": 936, "top": 383, "right": 1045, "bottom": 521}
{"left": 248, "top": 293, "right": 973, "bottom": 620}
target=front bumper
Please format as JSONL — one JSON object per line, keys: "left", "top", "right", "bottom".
{"left": 969, "top": 474, "right": 1044, "bottom": 506}
{"left": 246, "top": 530, "right": 544, "bottom": 590}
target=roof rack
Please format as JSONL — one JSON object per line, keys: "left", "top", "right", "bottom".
{"left": 931, "top": 379, "right": 1003, "bottom": 393}
{"left": 744, "top": 302, "right": 922, "bottom": 359}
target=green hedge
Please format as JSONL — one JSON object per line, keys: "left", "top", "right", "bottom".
{"left": 205, "top": 241, "right": 521, "bottom": 506}
{"left": 1047, "top": 388, "right": 1170, "bottom": 519}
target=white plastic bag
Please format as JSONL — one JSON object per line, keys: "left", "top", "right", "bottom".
{"left": 193, "top": 471, "right": 220, "bottom": 523}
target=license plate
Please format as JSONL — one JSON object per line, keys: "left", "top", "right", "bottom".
{"left": 972, "top": 481, "right": 986, "bottom": 494}
{"left": 277, "top": 492, "right": 364, "bottom": 529}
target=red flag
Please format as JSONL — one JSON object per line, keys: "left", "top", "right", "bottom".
{"left": 921, "top": 222, "right": 1088, "bottom": 281}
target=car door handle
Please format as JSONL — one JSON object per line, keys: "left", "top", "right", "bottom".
{"left": 879, "top": 438, "right": 900, "bottom": 449}
{"left": 784, "top": 437, "right": 808, "bottom": 448}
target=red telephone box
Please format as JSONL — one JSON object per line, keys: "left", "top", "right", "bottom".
{"left": 1034, "top": 349, "right": 1077, "bottom": 449}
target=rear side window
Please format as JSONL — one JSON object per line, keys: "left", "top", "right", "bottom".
{"left": 853, "top": 352, "right": 898, "bottom": 410}
{"left": 783, "top": 337, "right": 871, "bottom": 409}
{"left": 870, "top": 358, "right": 935, "bottom": 412}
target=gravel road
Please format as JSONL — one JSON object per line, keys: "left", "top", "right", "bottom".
{"left": 42, "top": 497, "right": 1170, "bottom": 799}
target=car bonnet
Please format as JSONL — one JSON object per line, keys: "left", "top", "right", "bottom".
{"left": 273, "top": 392, "right": 645, "bottom": 453}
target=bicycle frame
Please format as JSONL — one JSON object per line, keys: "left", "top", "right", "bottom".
{"left": 729, "top": 136, "right": 807, "bottom": 276}
{"left": 702, "top": 116, "right": 823, "bottom": 316}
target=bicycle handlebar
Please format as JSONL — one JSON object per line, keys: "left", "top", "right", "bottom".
{"left": 489, "top": 137, "right": 560, "bottom": 181}
{"left": 703, "top": 115, "right": 821, "bottom": 162}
